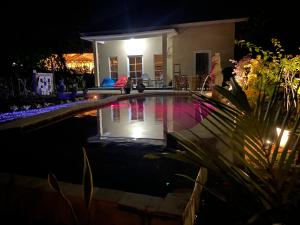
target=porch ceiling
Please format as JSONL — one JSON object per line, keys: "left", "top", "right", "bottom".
{"left": 81, "top": 28, "right": 177, "bottom": 42}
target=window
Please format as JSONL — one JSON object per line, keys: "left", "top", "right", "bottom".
{"left": 154, "top": 54, "right": 163, "bottom": 79}
{"left": 173, "top": 64, "right": 181, "bottom": 76}
{"left": 128, "top": 56, "right": 143, "bottom": 83}
{"left": 109, "top": 57, "right": 118, "bottom": 81}
{"left": 111, "top": 103, "right": 120, "bottom": 122}
{"left": 195, "top": 52, "right": 210, "bottom": 76}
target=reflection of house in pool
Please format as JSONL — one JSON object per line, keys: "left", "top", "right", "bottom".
{"left": 81, "top": 17, "right": 247, "bottom": 88}
{"left": 88, "top": 96, "right": 203, "bottom": 142}
{"left": 0, "top": 95, "right": 211, "bottom": 225}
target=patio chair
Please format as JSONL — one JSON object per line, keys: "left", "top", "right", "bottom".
{"left": 114, "top": 76, "right": 128, "bottom": 88}
{"left": 142, "top": 73, "right": 150, "bottom": 86}
{"left": 151, "top": 74, "right": 164, "bottom": 88}
{"left": 101, "top": 76, "right": 115, "bottom": 87}
{"left": 174, "top": 75, "right": 188, "bottom": 90}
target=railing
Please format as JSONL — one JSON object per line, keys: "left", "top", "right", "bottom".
{"left": 175, "top": 75, "right": 211, "bottom": 91}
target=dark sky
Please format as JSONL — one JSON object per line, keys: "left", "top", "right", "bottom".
{"left": 3, "top": 0, "right": 299, "bottom": 53}
{"left": 4, "top": 0, "right": 251, "bottom": 34}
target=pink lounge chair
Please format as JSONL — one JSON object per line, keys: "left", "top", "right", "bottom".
{"left": 114, "top": 76, "right": 128, "bottom": 88}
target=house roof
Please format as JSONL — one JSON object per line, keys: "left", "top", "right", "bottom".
{"left": 81, "top": 17, "right": 248, "bottom": 42}
{"left": 81, "top": 28, "right": 177, "bottom": 42}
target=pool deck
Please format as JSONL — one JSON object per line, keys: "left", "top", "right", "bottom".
{"left": 0, "top": 90, "right": 211, "bottom": 132}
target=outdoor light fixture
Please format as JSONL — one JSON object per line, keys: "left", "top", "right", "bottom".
{"left": 124, "top": 38, "right": 146, "bottom": 55}
{"left": 93, "top": 95, "right": 98, "bottom": 100}
{"left": 131, "top": 124, "right": 144, "bottom": 139}
{"left": 266, "top": 139, "right": 272, "bottom": 144}
{"left": 276, "top": 127, "right": 290, "bottom": 148}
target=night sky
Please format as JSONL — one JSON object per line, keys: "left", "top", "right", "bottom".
{"left": 3, "top": 0, "right": 299, "bottom": 56}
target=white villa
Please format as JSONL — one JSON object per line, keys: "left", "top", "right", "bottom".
{"left": 80, "top": 18, "right": 247, "bottom": 88}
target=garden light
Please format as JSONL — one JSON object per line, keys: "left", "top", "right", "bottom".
{"left": 276, "top": 127, "right": 290, "bottom": 148}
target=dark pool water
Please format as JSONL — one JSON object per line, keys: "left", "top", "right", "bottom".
{"left": 0, "top": 96, "right": 211, "bottom": 197}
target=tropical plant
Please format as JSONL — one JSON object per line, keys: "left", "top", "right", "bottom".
{"left": 232, "top": 39, "right": 300, "bottom": 110}
{"left": 162, "top": 78, "right": 299, "bottom": 224}
{"left": 38, "top": 54, "right": 68, "bottom": 72}
{"left": 48, "top": 147, "right": 93, "bottom": 225}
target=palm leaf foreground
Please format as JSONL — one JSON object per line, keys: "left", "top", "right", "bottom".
{"left": 164, "top": 78, "right": 300, "bottom": 223}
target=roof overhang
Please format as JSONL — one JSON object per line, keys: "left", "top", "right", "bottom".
{"left": 81, "top": 28, "right": 177, "bottom": 42}
{"left": 174, "top": 17, "right": 248, "bottom": 28}
{"left": 80, "top": 17, "right": 248, "bottom": 42}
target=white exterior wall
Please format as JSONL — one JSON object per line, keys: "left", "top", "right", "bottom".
{"left": 97, "top": 37, "right": 162, "bottom": 82}
{"left": 167, "top": 36, "right": 173, "bottom": 84}
{"left": 172, "top": 23, "right": 235, "bottom": 76}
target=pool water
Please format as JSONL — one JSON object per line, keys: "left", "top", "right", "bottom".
{"left": 0, "top": 96, "right": 210, "bottom": 197}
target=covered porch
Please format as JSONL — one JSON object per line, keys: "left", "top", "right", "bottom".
{"left": 81, "top": 29, "right": 178, "bottom": 88}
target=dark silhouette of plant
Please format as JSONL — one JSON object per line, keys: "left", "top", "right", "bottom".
{"left": 48, "top": 147, "right": 93, "bottom": 225}
{"left": 154, "top": 78, "right": 299, "bottom": 224}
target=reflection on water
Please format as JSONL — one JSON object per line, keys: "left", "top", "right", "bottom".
{"left": 82, "top": 96, "right": 210, "bottom": 141}
{"left": 0, "top": 95, "right": 213, "bottom": 197}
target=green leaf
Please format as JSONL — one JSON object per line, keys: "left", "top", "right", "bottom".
{"left": 48, "top": 173, "right": 61, "bottom": 193}
{"left": 48, "top": 173, "right": 80, "bottom": 225}
{"left": 82, "top": 147, "right": 93, "bottom": 209}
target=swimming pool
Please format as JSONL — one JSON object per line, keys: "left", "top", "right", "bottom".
{"left": 0, "top": 95, "right": 209, "bottom": 197}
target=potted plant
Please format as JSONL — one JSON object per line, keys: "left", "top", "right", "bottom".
{"left": 124, "top": 78, "right": 132, "bottom": 94}
{"left": 136, "top": 79, "right": 145, "bottom": 93}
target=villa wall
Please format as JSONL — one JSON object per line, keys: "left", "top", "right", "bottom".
{"left": 98, "top": 37, "right": 162, "bottom": 82}
{"left": 95, "top": 23, "right": 235, "bottom": 86}
{"left": 172, "top": 23, "right": 235, "bottom": 76}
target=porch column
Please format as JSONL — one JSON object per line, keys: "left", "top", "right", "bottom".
{"left": 162, "top": 34, "right": 168, "bottom": 87}
{"left": 92, "top": 40, "right": 100, "bottom": 87}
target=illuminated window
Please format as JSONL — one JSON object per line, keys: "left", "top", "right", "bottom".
{"left": 154, "top": 54, "right": 163, "bottom": 79}
{"left": 109, "top": 57, "right": 118, "bottom": 81}
{"left": 128, "top": 56, "right": 143, "bottom": 83}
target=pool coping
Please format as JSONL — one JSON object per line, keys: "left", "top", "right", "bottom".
{"left": 0, "top": 91, "right": 197, "bottom": 132}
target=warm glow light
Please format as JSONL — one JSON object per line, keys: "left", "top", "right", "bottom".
{"left": 93, "top": 95, "right": 98, "bottom": 100}
{"left": 266, "top": 139, "right": 272, "bottom": 144}
{"left": 131, "top": 124, "right": 144, "bottom": 139}
{"left": 75, "top": 110, "right": 97, "bottom": 117}
{"left": 124, "top": 38, "right": 146, "bottom": 55}
{"left": 276, "top": 127, "right": 290, "bottom": 148}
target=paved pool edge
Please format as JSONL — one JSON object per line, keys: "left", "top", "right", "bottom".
{"left": 0, "top": 91, "right": 192, "bottom": 132}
